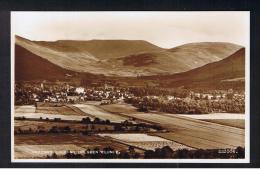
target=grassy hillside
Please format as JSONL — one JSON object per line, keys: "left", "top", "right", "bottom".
{"left": 144, "top": 48, "right": 245, "bottom": 89}
{"left": 15, "top": 45, "right": 77, "bottom": 81}
{"left": 15, "top": 35, "right": 243, "bottom": 76}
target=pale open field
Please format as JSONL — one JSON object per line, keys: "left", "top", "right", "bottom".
{"left": 15, "top": 134, "right": 133, "bottom": 159}
{"left": 173, "top": 113, "right": 245, "bottom": 120}
{"left": 99, "top": 133, "right": 169, "bottom": 142}
{"left": 15, "top": 105, "right": 36, "bottom": 113}
{"left": 15, "top": 144, "right": 85, "bottom": 158}
{"left": 73, "top": 104, "right": 130, "bottom": 122}
{"left": 36, "top": 105, "right": 86, "bottom": 116}
{"left": 98, "top": 133, "right": 192, "bottom": 151}
{"left": 203, "top": 119, "right": 245, "bottom": 129}
{"left": 15, "top": 112, "right": 88, "bottom": 121}
{"left": 15, "top": 105, "right": 90, "bottom": 121}
{"left": 99, "top": 103, "right": 142, "bottom": 114}
{"left": 120, "top": 113, "right": 245, "bottom": 149}
{"left": 167, "top": 113, "right": 245, "bottom": 129}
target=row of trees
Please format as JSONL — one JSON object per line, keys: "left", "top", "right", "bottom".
{"left": 15, "top": 116, "right": 163, "bottom": 135}
{"left": 15, "top": 125, "right": 73, "bottom": 135}
{"left": 144, "top": 146, "right": 245, "bottom": 159}
{"left": 126, "top": 96, "right": 244, "bottom": 114}
{"left": 128, "top": 87, "right": 190, "bottom": 98}
{"left": 46, "top": 146, "right": 245, "bottom": 159}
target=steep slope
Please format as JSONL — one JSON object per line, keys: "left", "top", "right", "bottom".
{"left": 146, "top": 48, "right": 245, "bottom": 89}
{"left": 15, "top": 35, "right": 243, "bottom": 76}
{"left": 15, "top": 45, "right": 77, "bottom": 81}
{"left": 35, "top": 39, "right": 163, "bottom": 59}
{"left": 168, "top": 42, "right": 242, "bottom": 68}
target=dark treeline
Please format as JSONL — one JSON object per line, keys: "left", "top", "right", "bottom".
{"left": 144, "top": 146, "right": 245, "bottom": 159}
{"left": 125, "top": 96, "right": 244, "bottom": 114}
{"left": 128, "top": 87, "right": 190, "bottom": 98}
{"left": 14, "top": 117, "right": 163, "bottom": 135}
{"left": 46, "top": 146, "right": 245, "bottom": 159}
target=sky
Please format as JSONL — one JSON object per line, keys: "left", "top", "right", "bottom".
{"left": 11, "top": 11, "right": 249, "bottom": 48}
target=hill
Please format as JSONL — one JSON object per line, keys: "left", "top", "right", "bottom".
{"left": 15, "top": 35, "right": 243, "bottom": 76}
{"left": 145, "top": 48, "right": 245, "bottom": 89}
{"left": 15, "top": 45, "right": 77, "bottom": 81}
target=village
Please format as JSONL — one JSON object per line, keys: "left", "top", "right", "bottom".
{"left": 15, "top": 81, "right": 245, "bottom": 114}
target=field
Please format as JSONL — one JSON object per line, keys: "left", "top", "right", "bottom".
{"left": 15, "top": 112, "right": 88, "bottom": 121}
{"left": 15, "top": 134, "right": 133, "bottom": 159}
{"left": 14, "top": 102, "right": 245, "bottom": 158}
{"left": 36, "top": 105, "right": 86, "bottom": 116}
{"left": 14, "top": 119, "right": 117, "bottom": 133}
{"left": 98, "top": 133, "right": 192, "bottom": 151}
{"left": 173, "top": 113, "right": 245, "bottom": 120}
{"left": 15, "top": 144, "right": 85, "bottom": 158}
{"left": 120, "top": 113, "right": 244, "bottom": 149}
{"left": 168, "top": 113, "right": 245, "bottom": 129}
{"left": 203, "top": 119, "right": 245, "bottom": 129}
{"left": 15, "top": 105, "right": 90, "bottom": 121}
{"left": 15, "top": 105, "right": 36, "bottom": 113}
{"left": 98, "top": 103, "right": 245, "bottom": 150}
{"left": 98, "top": 103, "right": 142, "bottom": 114}
{"left": 73, "top": 104, "right": 130, "bottom": 122}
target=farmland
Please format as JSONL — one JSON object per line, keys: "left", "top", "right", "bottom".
{"left": 14, "top": 120, "right": 116, "bottom": 133}
{"left": 15, "top": 105, "right": 36, "bottom": 113}
{"left": 14, "top": 101, "right": 245, "bottom": 159}
{"left": 173, "top": 113, "right": 245, "bottom": 120}
{"left": 15, "top": 134, "right": 133, "bottom": 159}
{"left": 15, "top": 105, "right": 90, "bottom": 121}
{"left": 203, "top": 119, "right": 245, "bottom": 129}
{"left": 98, "top": 133, "right": 192, "bottom": 151}
{"left": 118, "top": 113, "right": 244, "bottom": 149}
{"left": 98, "top": 103, "right": 142, "bottom": 114}
{"left": 36, "top": 104, "right": 86, "bottom": 116}
{"left": 73, "top": 104, "right": 130, "bottom": 122}
{"left": 98, "top": 103, "right": 245, "bottom": 150}
{"left": 15, "top": 112, "right": 88, "bottom": 121}
{"left": 165, "top": 113, "right": 245, "bottom": 129}
{"left": 15, "top": 144, "right": 85, "bottom": 158}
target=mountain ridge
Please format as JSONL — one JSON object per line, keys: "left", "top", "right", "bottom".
{"left": 15, "top": 35, "right": 244, "bottom": 78}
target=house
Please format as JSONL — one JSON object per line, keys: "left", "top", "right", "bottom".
{"left": 75, "top": 87, "right": 85, "bottom": 94}
{"left": 101, "top": 99, "right": 111, "bottom": 105}
{"left": 67, "top": 96, "right": 79, "bottom": 102}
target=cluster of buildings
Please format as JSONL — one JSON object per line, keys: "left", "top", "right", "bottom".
{"left": 15, "top": 82, "right": 133, "bottom": 105}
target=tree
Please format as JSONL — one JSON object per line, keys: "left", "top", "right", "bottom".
{"left": 226, "top": 93, "right": 234, "bottom": 100}
{"left": 128, "top": 146, "right": 135, "bottom": 156}
{"left": 91, "top": 125, "right": 95, "bottom": 130}
{"left": 160, "top": 146, "right": 174, "bottom": 158}
{"left": 105, "top": 119, "right": 111, "bottom": 124}
{"left": 144, "top": 150, "right": 155, "bottom": 159}
{"left": 119, "top": 151, "right": 130, "bottom": 159}
{"left": 93, "top": 117, "right": 101, "bottom": 124}
{"left": 63, "top": 126, "right": 71, "bottom": 133}
{"left": 65, "top": 150, "right": 72, "bottom": 159}
{"left": 82, "top": 117, "right": 91, "bottom": 124}
{"left": 51, "top": 152, "right": 58, "bottom": 159}
{"left": 236, "top": 146, "right": 245, "bottom": 158}
{"left": 49, "top": 126, "right": 58, "bottom": 133}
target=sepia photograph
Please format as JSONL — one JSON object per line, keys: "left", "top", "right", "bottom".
{"left": 11, "top": 11, "right": 250, "bottom": 162}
